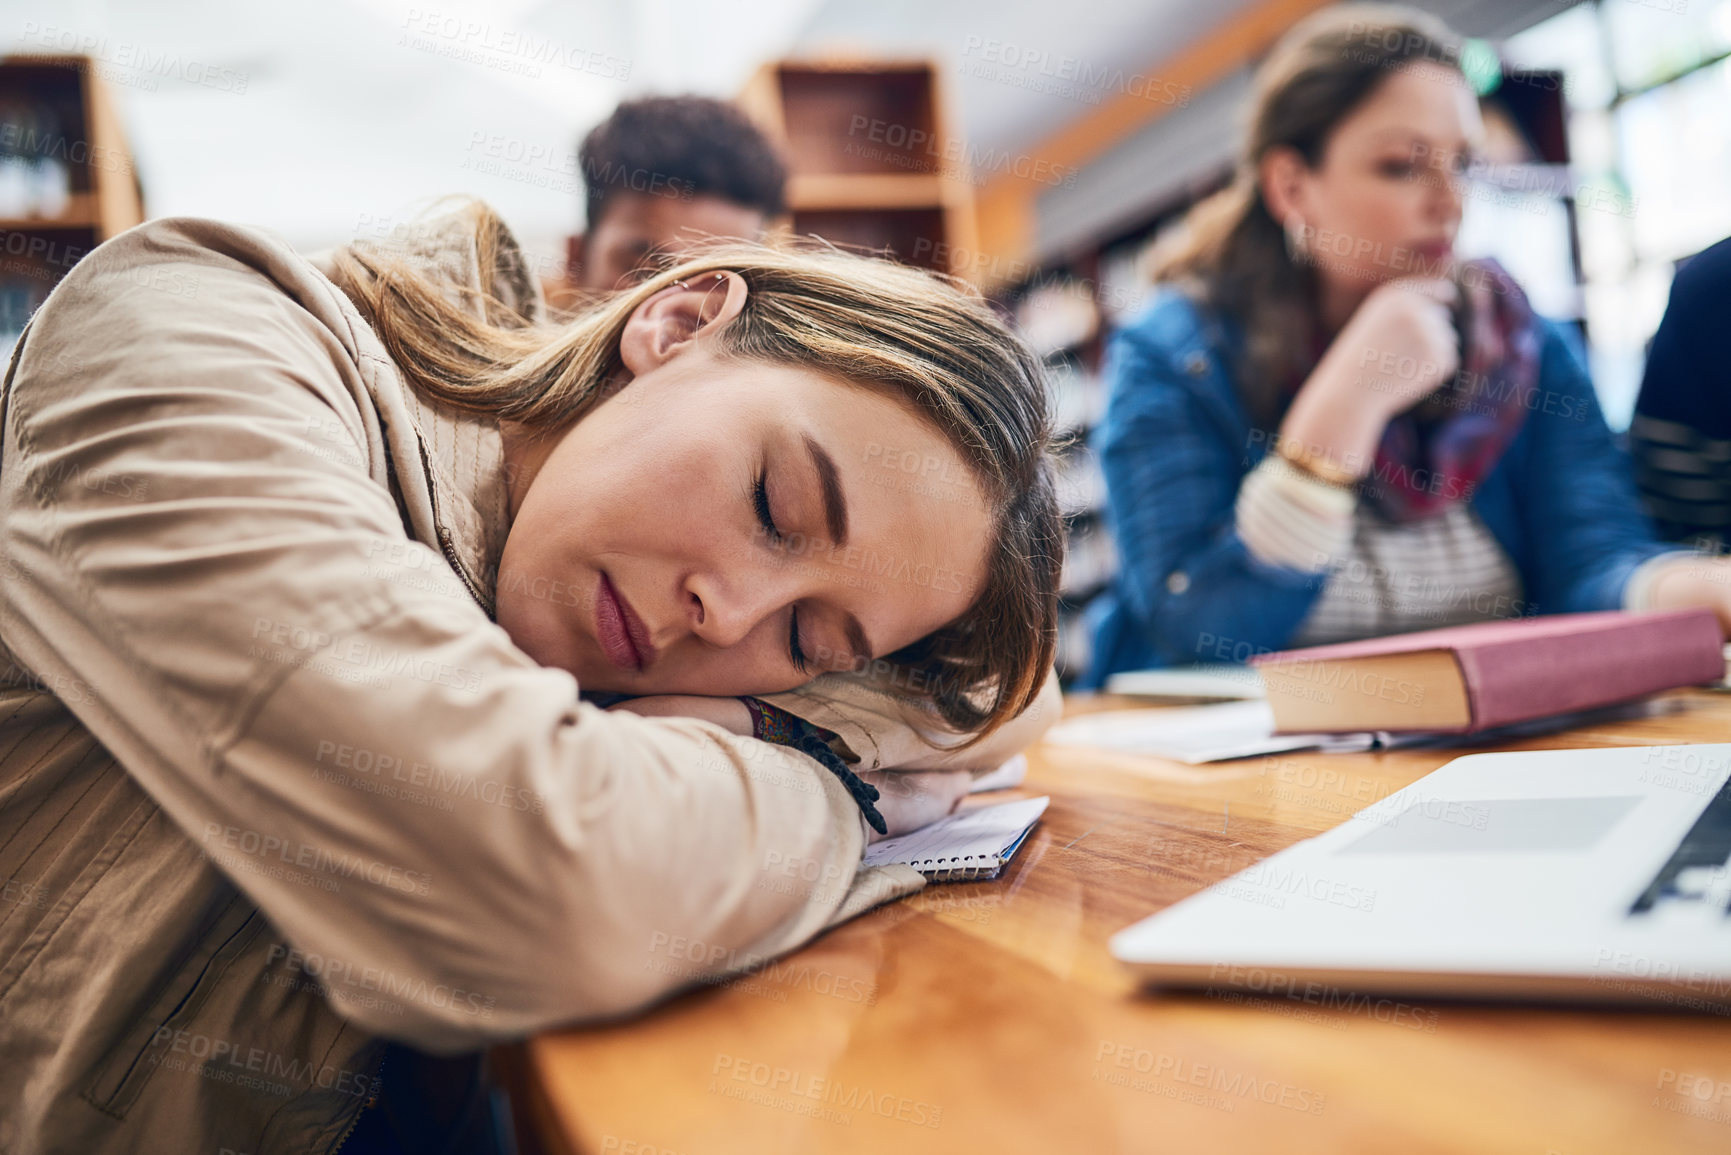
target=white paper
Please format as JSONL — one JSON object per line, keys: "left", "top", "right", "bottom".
{"left": 1042, "top": 700, "right": 1364, "bottom": 764}
{"left": 864, "top": 795, "right": 1050, "bottom": 870}
{"left": 1042, "top": 698, "right": 1669, "bottom": 764}
{"left": 1104, "top": 664, "right": 1266, "bottom": 701}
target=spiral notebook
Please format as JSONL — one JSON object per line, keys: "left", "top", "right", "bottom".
{"left": 863, "top": 796, "right": 1049, "bottom": 882}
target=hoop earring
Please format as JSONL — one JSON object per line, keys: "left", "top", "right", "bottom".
{"left": 1283, "top": 216, "right": 1311, "bottom": 264}
{"left": 671, "top": 272, "right": 728, "bottom": 291}
{"left": 671, "top": 271, "right": 729, "bottom": 326}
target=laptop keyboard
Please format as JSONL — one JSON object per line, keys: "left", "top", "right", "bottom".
{"left": 1629, "top": 772, "right": 1731, "bottom": 916}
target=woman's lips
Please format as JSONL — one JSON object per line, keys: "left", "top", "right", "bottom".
{"left": 595, "top": 572, "right": 654, "bottom": 673}
{"left": 1413, "top": 240, "right": 1454, "bottom": 262}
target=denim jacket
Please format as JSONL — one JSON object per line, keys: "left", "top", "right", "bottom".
{"left": 1080, "top": 289, "right": 1674, "bottom": 687}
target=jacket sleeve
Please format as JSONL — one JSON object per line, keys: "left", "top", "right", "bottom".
{"left": 0, "top": 220, "right": 920, "bottom": 1053}
{"left": 1094, "top": 320, "right": 1327, "bottom": 664}
{"left": 1506, "top": 322, "right": 1674, "bottom": 612}
{"left": 761, "top": 666, "right": 1062, "bottom": 775}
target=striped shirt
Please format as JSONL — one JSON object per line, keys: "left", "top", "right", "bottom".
{"left": 1290, "top": 502, "right": 1526, "bottom": 646}
{"left": 1236, "top": 454, "right": 1676, "bottom": 647}
{"left": 1629, "top": 412, "right": 1731, "bottom": 547}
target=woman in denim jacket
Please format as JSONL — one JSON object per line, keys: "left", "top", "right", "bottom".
{"left": 1084, "top": 6, "right": 1724, "bottom": 684}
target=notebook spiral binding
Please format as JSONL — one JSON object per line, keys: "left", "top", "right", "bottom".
{"left": 910, "top": 854, "right": 1002, "bottom": 882}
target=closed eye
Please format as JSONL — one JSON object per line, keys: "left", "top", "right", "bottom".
{"left": 750, "top": 468, "right": 810, "bottom": 672}
{"left": 789, "top": 607, "right": 809, "bottom": 674}
{"left": 752, "top": 470, "right": 781, "bottom": 542}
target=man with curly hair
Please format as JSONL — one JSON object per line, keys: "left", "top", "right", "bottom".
{"left": 566, "top": 94, "right": 788, "bottom": 293}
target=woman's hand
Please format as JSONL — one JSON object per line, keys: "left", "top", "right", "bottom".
{"left": 1280, "top": 277, "right": 1459, "bottom": 477}
{"left": 1640, "top": 559, "right": 1731, "bottom": 638}
{"left": 606, "top": 695, "right": 754, "bottom": 736}
{"left": 857, "top": 769, "right": 972, "bottom": 843}
{"left": 1332, "top": 276, "right": 1460, "bottom": 418}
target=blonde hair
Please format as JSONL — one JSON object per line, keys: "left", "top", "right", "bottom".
{"left": 1149, "top": 4, "right": 1462, "bottom": 425}
{"left": 331, "top": 201, "right": 1060, "bottom": 741}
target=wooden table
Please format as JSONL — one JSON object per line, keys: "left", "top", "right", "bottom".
{"left": 506, "top": 690, "right": 1731, "bottom": 1155}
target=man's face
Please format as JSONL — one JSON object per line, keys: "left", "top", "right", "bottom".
{"left": 579, "top": 192, "right": 768, "bottom": 291}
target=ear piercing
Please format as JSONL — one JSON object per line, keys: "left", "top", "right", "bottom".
{"left": 672, "top": 272, "right": 728, "bottom": 290}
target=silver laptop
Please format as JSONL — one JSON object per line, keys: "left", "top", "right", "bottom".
{"left": 1113, "top": 744, "right": 1731, "bottom": 1011}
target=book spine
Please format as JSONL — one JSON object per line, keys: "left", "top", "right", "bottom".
{"left": 1459, "top": 612, "right": 1724, "bottom": 731}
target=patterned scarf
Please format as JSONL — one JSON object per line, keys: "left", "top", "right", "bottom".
{"left": 1356, "top": 258, "right": 1542, "bottom": 522}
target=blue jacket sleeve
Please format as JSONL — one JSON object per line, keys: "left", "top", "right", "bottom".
{"left": 1495, "top": 321, "right": 1675, "bottom": 613}
{"left": 1093, "top": 313, "right": 1326, "bottom": 667}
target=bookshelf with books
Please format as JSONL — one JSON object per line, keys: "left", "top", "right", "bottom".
{"left": 0, "top": 54, "right": 144, "bottom": 346}
{"left": 738, "top": 59, "right": 976, "bottom": 274}
{"left": 1001, "top": 219, "right": 1184, "bottom": 683}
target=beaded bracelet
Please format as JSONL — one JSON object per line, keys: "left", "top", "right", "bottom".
{"left": 741, "top": 697, "right": 887, "bottom": 836}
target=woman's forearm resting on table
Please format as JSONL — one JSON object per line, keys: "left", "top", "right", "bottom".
{"left": 611, "top": 672, "right": 1064, "bottom": 840}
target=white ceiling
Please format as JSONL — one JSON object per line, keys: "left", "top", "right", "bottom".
{"left": 793, "top": 0, "right": 1256, "bottom": 157}
{"left": 0, "top": 0, "right": 1250, "bottom": 259}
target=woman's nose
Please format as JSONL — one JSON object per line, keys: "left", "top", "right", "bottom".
{"left": 683, "top": 565, "right": 794, "bottom": 650}
{"left": 1435, "top": 165, "right": 1465, "bottom": 222}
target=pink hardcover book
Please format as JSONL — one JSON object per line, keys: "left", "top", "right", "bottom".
{"left": 1250, "top": 609, "right": 1726, "bottom": 734}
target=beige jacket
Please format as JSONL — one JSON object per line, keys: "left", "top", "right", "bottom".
{"left": 0, "top": 213, "right": 1058, "bottom": 1154}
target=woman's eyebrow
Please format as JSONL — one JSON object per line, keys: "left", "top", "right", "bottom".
{"left": 802, "top": 433, "right": 849, "bottom": 547}
{"left": 1367, "top": 129, "right": 1463, "bottom": 156}
{"left": 844, "top": 613, "right": 874, "bottom": 665}
{"left": 800, "top": 434, "right": 875, "bottom": 662}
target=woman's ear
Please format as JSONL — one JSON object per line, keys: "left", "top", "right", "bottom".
{"left": 1258, "top": 145, "right": 1312, "bottom": 232}
{"left": 618, "top": 271, "right": 750, "bottom": 376}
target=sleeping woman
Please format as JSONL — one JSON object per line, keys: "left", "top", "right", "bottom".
{"left": 0, "top": 201, "right": 1061, "bottom": 1154}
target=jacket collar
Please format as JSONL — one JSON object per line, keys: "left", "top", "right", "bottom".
{"left": 328, "top": 205, "right": 542, "bottom": 620}
{"left": 396, "top": 386, "right": 510, "bottom": 618}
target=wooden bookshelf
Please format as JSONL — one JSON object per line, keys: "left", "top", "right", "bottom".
{"left": 0, "top": 54, "right": 143, "bottom": 340}
{"left": 739, "top": 59, "right": 977, "bottom": 275}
